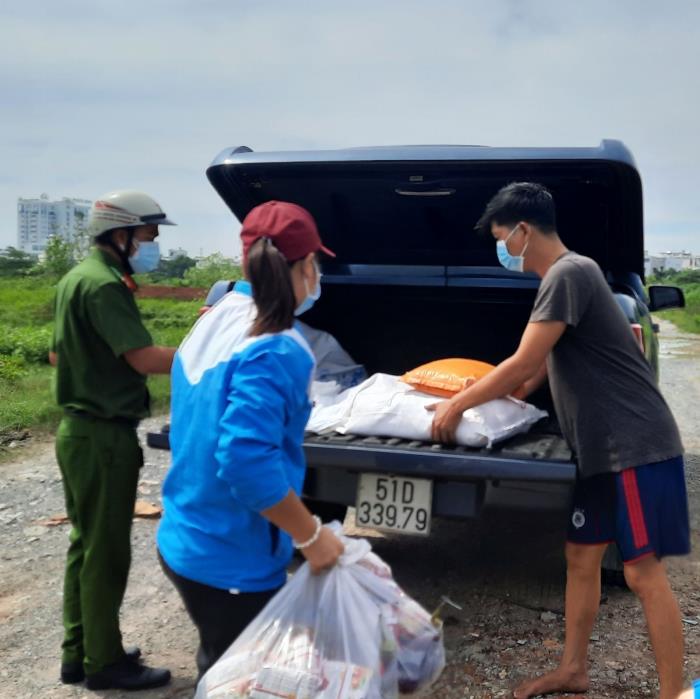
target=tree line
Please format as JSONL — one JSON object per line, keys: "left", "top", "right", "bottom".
{"left": 648, "top": 268, "right": 700, "bottom": 286}
{"left": 0, "top": 238, "right": 242, "bottom": 289}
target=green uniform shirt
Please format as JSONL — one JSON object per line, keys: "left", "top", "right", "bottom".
{"left": 51, "top": 249, "right": 153, "bottom": 421}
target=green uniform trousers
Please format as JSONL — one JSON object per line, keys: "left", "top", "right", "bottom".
{"left": 55, "top": 415, "right": 143, "bottom": 675}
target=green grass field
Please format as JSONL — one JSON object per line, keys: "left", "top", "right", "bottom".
{"left": 0, "top": 277, "right": 202, "bottom": 445}
{"left": 656, "top": 282, "right": 700, "bottom": 334}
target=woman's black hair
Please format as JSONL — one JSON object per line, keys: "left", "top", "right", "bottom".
{"left": 247, "top": 237, "right": 296, "bottom": 336}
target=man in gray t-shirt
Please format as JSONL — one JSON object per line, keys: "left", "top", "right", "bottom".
{"left": 531, "top": 251, "right": 683, "bottom": 477}
{"left": 428, "top": 182, "right": 689, "bottom": 699}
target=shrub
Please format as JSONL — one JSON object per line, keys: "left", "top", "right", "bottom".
{"left": 0, "top": 365, "right": 60, "bottom": 436}
{"left": 184, "top": 254, "right": 242, "bottom": 289}
{"left": 0, "top": 278, "right": 56, "bottom": 326}
{"left": 0, "top": 327, "right": 52, "bottom": 364}
{"left": 0, "top": 355, "right": 26, "bottom": 382}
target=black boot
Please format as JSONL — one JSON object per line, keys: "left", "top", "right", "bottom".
{"left": 60, "top": 646, "right": 142, "bottom": 684}
{"left": 85, "top": 656, "right": 171, "bottom": 691}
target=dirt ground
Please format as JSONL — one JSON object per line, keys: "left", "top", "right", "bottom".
{"left": 0, "top": 319, "right": 698, "bottom": 698}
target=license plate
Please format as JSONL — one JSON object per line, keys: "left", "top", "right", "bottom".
{"left": 355, "top": 474, "right": 432, "bottom": 536}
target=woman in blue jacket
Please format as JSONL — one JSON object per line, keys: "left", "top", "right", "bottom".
{"left": 157, "top": 201, "right": 344, "bottom": 679}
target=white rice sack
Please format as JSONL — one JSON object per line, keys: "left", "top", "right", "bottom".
{"left": 309, "top": 374, "right": 547, "bottom": 448}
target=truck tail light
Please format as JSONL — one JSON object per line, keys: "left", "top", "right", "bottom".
{"left": 630, "top": 323, "right": 645, "bottom": 353}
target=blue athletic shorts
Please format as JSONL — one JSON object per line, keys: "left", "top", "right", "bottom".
{"left": 567, "top": 456, "right": 690, "bottom": 564}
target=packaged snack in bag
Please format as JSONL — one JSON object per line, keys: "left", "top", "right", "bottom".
{"left": 349, "top": 546, "right": 446, "bottom": 694}
{"left": 194, "top": 524, "right": 444, "bottom": 699}
{"left": 321, "top": 661, "right": 374, "bottom": 699}
{"left": 249, "top": 666, "right": 322, "bottom": 698}
{"left": 381, "top": 598, "right": 444, "bottom": 694}
{"left": 204, "top": 648, "right": 264, "bottom": 698}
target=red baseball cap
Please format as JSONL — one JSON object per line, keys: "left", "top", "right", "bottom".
{"left": 240, "top": 201, "right": 335, "bottom": 264}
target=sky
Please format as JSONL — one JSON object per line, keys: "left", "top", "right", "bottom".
{"left": 1, "top": 0, "right": 699, "bottom": 258}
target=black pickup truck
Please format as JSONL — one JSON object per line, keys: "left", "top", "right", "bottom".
{"left": 148, "top": 141, "right": 684, "bottom": 568}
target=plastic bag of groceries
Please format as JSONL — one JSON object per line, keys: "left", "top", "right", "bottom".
{"left": 194, "top": 524, "right": 445, "bottom": 699}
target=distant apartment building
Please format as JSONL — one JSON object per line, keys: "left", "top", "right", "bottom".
{"left": 644, "top": 250, "right": 699, "bottom": 276}
{"left": 17, "top": 194, "right": 92, "bottom": 255}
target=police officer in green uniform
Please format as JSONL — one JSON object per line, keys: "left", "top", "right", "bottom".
{"left": 50, "top": 190, "right": 177, "bottom": 691}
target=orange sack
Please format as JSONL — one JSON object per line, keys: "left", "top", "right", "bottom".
{"left": 401, "top": 358, "right": 496, "bottom": 398}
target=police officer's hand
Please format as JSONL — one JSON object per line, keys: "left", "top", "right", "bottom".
{"left": 302, "top": 527, "right": 344, "bottom": 574}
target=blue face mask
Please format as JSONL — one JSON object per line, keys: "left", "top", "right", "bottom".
{"left": 129, "top": 240, "right": 161, "bottom": 274}
{"left": 496, "top": 224, "right": 529, "bottom": 273}
{"left": 294, "top": 261, "right": 322, "bottom": 316}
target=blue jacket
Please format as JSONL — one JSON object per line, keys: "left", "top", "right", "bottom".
{"left": 157, "top": 281, "right": 316, "bottom": 591}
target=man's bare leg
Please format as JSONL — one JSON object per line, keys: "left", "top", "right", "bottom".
{"left": 624, "top": 556, "right": 684, "bottom": 699}
{"left": 513, "top": 542, "right": 607, "bottom": 699}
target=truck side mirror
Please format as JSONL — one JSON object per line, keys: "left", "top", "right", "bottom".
{"left": 648, "top": 285, "right": 685, "bottom": 312}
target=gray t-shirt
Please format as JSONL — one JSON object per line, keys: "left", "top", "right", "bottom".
{"left": 530, "top": 252, "right": 683, "bottom": 478}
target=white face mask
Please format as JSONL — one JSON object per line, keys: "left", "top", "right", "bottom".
{"left": 294, "top": 260, "right": 322, "bottom": 316}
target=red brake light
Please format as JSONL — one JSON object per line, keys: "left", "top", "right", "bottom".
{"left": 630, "top": 323, "right": 645, "bottom": 353}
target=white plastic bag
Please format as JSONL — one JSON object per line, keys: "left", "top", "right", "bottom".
{"left": 194, "top": 527, "right": 445, "bottom": 699}
{"left": 308, "top": 374, "right": 547, "bottom": 448}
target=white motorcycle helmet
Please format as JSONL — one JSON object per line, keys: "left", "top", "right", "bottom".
{"left": 89, "top": 190, "right": 176, "bottom": 238}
